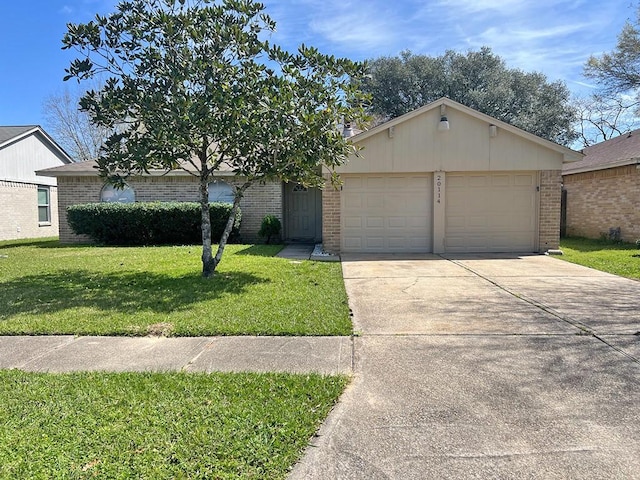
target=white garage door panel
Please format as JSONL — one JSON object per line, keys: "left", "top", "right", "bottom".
{"left": 342, "top": 174, "right": 433, "bottom": 253}
{"left": 446, "top": 172, "right": 537, "bottom": 253}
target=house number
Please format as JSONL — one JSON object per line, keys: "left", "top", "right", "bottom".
{"left": 436, "top": 175, "right": 442, "bottom": 204}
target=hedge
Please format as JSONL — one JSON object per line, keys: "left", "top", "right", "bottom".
{"left": 67, "top": 202, "right": 242, "bottom": 246}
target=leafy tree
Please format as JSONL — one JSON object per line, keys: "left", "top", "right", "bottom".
{"left": 42, "top": 82, "right": 110, "bottom": 162}
{"left": 585, "top": 10, "right": 640, "bottom": 97}
{"left": 581, "top": 6, "right": 640, "bottom": 145}
{"left": 62, "top": 0, "right": 367, "bottom": 277}
{"left": 363, "top": 48, "right": 578, "bottom": 146}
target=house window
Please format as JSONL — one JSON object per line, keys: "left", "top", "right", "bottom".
{"left": 208, "top": 180, "right": 235, "bottom": 204}
{"left": 37, "top": 186, "right": 50, "bottom": 224}
{"left": 100, "top": 183, "right": 135, "bottom": 203}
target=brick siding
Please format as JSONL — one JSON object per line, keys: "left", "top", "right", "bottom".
{"left": 57, "top": 175, "right": 282, "bottom": 244}
{"left": 563, "top": 164, "right": 640, "bottom": 242}
{"left": 0, "top": 181, "right": 59, "bottom": 241}
{"left": 538, "top": 170, "right": 562, "bottom": 251}
{"left": 321, "top": 175, "right": 341, "bottom": 253}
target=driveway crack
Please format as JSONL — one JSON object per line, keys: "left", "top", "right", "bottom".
{"left": 441, "top": 257, "right": 640, "bottom": 366}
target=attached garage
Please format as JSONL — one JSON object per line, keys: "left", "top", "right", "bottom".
{"left": 445, "top": 172, "right": 537, "bottom": 253}
{"left": 341, "top": 174, "right": 432, "bottom": 252}
{"left": 322, "top": 98, "right": 582, "bottom": 255}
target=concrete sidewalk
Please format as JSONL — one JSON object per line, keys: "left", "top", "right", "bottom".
{"left": 0, "top": 335, "right": 353, "bottom": 374}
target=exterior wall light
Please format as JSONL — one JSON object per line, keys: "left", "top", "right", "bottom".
{"left": 438, "top": 116, "right": 450, "bottom": 132}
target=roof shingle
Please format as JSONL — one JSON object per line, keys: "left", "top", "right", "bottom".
{"left": 563, "top": 129, "right": 640, "bottom": 174}
{"left": 0, "top": 125, "right": 38, "bottom": 146}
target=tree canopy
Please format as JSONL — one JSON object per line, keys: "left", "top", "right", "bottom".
{"left": 581, "top": 7, "right": 640, "bottom": 144}
{"left": 363, "top": 48, "right": 578, "bottom": 146}
{"left": 585, "top": 12, "right": 640, "bottom": 97}
{"left": 62, "top": 0, "right": 367, "bottom": 277}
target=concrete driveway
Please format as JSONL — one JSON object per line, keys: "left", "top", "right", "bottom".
{"left": 290, "top": 254, "right": 640, "bottom": 479}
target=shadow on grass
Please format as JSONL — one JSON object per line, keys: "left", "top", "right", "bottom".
{"left": 0, "top": 239, "right": 65, "bottom": 249}
{"left": 235, "top": 244, "right": 283, "bottom": 256}
{"left": 0, "top": 269, "right": 267, "bottom": 319}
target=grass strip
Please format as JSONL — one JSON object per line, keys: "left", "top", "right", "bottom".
{"left": 559, "top": 236, "right": 640, "bottom": 279}
{"left": 0, "top": 370, "right": 347, "bottom": 479}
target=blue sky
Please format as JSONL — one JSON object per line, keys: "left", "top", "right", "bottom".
{"left": 0, "top": 0, "right": 634, "bottom": 133}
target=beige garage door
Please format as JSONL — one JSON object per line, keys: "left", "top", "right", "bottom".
{"left": 446, "top": 172, "right": 537, "bottom": 253}
{"left": 341, "top": 174, "right": 433, "bottom": 252}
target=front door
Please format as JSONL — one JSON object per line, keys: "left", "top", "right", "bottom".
{"left": 284, "top": 183, "right": 321, "bottom": 242}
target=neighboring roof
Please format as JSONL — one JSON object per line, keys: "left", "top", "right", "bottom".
{"left": 351, "top": 97, "right": 583, "bottom": 164}
{"left": 0, "top": 125, "right": 74, "bottom": 164}
{"left": 563, "top": 129, "right": 640, "bottom": 175}
{"left": 0, "top": 126, "right": 38, "bottom": 145}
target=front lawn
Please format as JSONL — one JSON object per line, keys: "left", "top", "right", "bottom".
{"left": 0, "top": 240, "right": 351, "bottom": 336}
{"left": 559, "top": 236, "right": 640, "bottom": 280}
{"left": 0, "top": 370, "right": 347, "bottom": 479}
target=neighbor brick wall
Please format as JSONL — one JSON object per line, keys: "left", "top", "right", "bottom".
{"left": 563, "top": 164, "right": 640, "bottom": 242}
{"left": 57, "top": 175, "right": 282, "bottom": 244}
{"left": 322, "top": 175, "right": 341, "bottom": 253}
{"left": 538, "top": 170, "right": 562, "bottom": 251}
{"left": 0, "top": 181, "right": 59, "bottom": 241}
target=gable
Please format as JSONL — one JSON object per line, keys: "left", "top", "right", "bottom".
{"left": 337, "top": 99, "right": 579, "bottom": 174}
{"left": 0, "top": 130, "right": 71, "bottom": 186}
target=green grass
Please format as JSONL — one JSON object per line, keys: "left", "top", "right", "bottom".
{"left": 0, "top": 241, "right": 351, "bottom": 336}
{"left": 559, "top": 236, "right": 640, "bottom": 279}
{"left": 0, "top": 370, "right": 347, "bottom": 479}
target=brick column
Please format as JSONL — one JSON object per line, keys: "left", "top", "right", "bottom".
{"left": 322, "top": 175, "right": 341, "bottom": 254}
{"left": 538, "top": 170, "right": 562, "bottom": 251}
{"left": 57, "top": 176, "right": 102, "bottom": 244}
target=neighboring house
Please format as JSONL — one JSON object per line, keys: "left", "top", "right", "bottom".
{"left": 38, "top": 98, "right": 582, "bottom": 253}
{"left": 0, "top": 126, "right": 73, "bottom": 241}
{"left": 562, "top": 130, "right": 640, "bottom": 243}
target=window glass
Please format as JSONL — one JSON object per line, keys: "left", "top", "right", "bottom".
{"left": 101, "top": 183, "right": 135, "bottom": 203}
{"left": 208, "top": 180, "right": 234, "bottom": 204}
{"left": 37, "top": 186, "right": 50, "bottom": 223}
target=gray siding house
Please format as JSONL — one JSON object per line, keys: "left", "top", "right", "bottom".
{"left": 0, "top": 126, "right": 73, "bottom": 241}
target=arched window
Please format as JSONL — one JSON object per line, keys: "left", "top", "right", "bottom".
{"left": 100, "top": 183, "right": 135, "bottom": 203}
{"left": 208, "top": 180, "right": 234, "bottom": 204}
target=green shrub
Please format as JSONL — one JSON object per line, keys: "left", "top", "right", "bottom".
{"left": 258, "top": 215, "right": 282, "bottom": 244}
{"left": 67, "top": 202, "right": 241, "bottom": 246}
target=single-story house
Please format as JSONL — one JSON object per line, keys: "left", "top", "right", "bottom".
{"left": 562, "top": 129, "right": 640, "bottom": 242}
{"left": 0, "top": 125, "right": 73, "bottom": 241}
{"left": 38, "top": 98, "right": 582, "bottom": 253}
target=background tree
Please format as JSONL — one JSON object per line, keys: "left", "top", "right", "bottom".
{"left": 62, "top": 0, "right": 367, "bottom": 277}
{"left": 42, "top": 82, "right": 110, "bottom": 162}
{"left": 574, "top": 93, "right": 640, "bottom": 147}
{"left": 585, "top": 9, "right": 640, "bottom": 98}
{"left": 363, "top": 48, "right": 578, "bottom": 146}
{"left": 581, "top": 5, "right": 640, "bottom": 145}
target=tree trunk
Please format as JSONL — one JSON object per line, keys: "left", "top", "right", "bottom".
{"left": 212, "top": 183, "right": 249, "bottom": 270}
{"left": 199, "top": 177, "right": 215, "bottom": 278}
